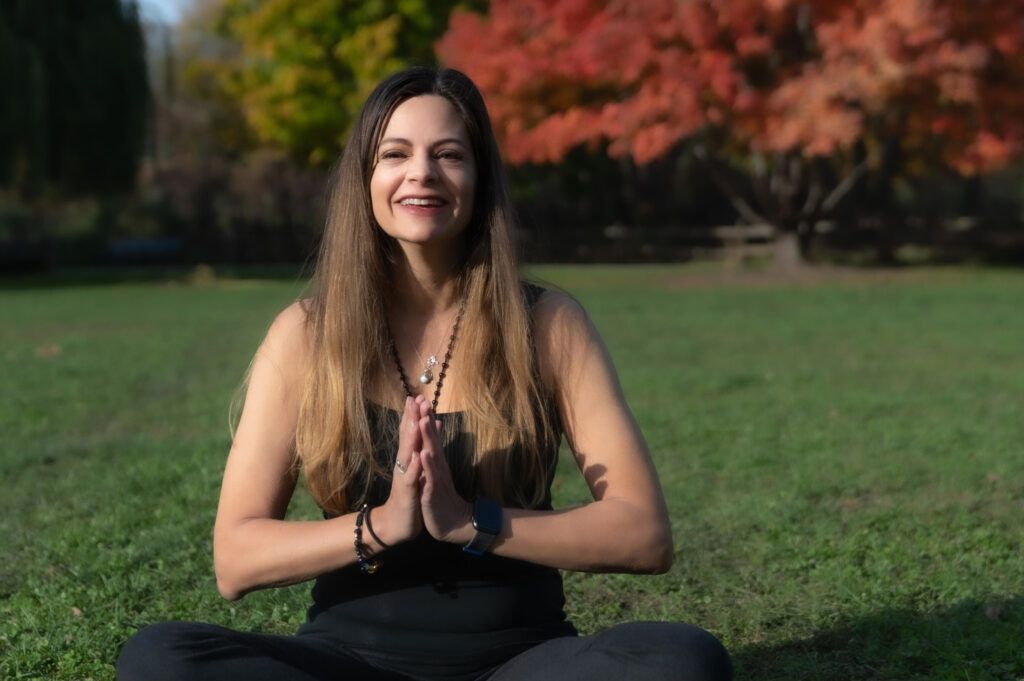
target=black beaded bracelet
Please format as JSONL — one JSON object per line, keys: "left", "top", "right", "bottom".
{"left": 364, "top": 506, "right": 390, "bottom": 549}
{"left": 354, "top": 504, "right": 381, "bottom": 574}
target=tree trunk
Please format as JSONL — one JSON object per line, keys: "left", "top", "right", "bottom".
{"left": 772, "top": 229, "right": 804, "bottom": 270}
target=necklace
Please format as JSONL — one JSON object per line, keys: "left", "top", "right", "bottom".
{"left": 415, "top": 309, "right": 461, "bottom": 384}
{"left": 415, "top": 335, "right": 446, "bottom": 385}
{"left": 388, "top": 301, "right": 465, "bottom": 413}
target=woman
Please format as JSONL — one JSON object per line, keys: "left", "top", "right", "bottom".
{"left": 116, "top": 67, "right": 732, "bottom": 681}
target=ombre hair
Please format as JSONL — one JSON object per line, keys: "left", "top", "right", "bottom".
{"left": 295, "top": 67, "right": 558, "bottom": 515}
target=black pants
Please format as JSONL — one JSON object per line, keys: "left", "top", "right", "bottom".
{"left": 116, "top": 620, "right": 732, "bottom": 681}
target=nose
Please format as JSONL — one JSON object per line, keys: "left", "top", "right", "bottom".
{"left": 407, "top": 152, "right": 437, "bottom": 184}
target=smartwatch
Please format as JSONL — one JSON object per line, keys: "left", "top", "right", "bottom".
{"left": 462, "top": 498, "right": 502, "bottom": 556}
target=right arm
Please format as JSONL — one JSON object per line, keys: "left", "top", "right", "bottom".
{"left": 212, "top": 302, "right": 423, "bottom": 600}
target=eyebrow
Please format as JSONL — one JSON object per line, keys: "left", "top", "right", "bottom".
{"left": 378, "top": 137, "right": 468, "bottom": 148}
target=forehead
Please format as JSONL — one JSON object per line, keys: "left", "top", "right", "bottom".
{"left": 379, "top": 95, "right": 470, "bottom": 145}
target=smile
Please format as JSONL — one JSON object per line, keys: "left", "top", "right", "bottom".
{"left": 399, "top": 197, "right": 446, "bottom": 207}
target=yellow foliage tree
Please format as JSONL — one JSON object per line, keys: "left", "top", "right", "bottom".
{"left": 187, "top": 0, "right": 478, "bottom": 166}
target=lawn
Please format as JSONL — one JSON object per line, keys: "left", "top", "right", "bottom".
{"left": 1, "top": 264, "right": 1022, "bottom": 680}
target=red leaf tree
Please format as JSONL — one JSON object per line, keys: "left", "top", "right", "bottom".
{"left": 437, "top": 0, "right": 1024, "bottom": 262}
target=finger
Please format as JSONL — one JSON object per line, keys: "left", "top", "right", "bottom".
{"left": 405, "top": 450, "right": 423, "bottom": 481}
{"left": 419, "top": 417, "right": 446, "bottom": 463}
{"left": 418, "top": 451, "right": 435, "bottom": 498}
{"left": 417, "top": 416, "right": 435, "bottom": 454}
{"left": 419, "top": 418, "right": 451, "bottom": 470}
{"left": 397, "top": 397, "right": 417, "bottom": 450}
{"left": 404, "top": 396, "right": 419, "bottom": 433}
{"left": 399, "top": 397, "right": 421, "bottom": 443}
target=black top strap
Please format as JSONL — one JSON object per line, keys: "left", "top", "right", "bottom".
{"left": 522, "top": 281, "right": 547, "bottom": 309}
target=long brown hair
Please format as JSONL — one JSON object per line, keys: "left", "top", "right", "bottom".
{"left": 296, "top": 67, "right": 558, "bottom": 515}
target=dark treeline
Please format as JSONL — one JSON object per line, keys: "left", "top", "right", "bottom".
{"left": 0, "top": 0, "right": 149, "bottom": 269}
{"left": 1, "top": 3, "right": 1022, "bottom": 272}
{"left": 0, "top": 0, "right": 148, "bottom": 196}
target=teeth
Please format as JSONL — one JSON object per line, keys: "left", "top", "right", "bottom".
{"left": 400, "top": 198, "right": 444, "bottom": 206}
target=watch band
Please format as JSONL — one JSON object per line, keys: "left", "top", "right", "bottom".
{"left": 462, "top": 498, "right": 501, "bottom": 556}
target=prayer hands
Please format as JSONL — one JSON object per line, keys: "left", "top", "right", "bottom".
{"left": 374, "top": 395, "right": 472, "bottom": 547}
{"left": 415, "top": 397, "right": 473, "bottom": 544}
{"left": 374, "top": 396, "right": 425, "bottom": 546}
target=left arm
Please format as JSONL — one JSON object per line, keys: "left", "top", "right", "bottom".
{"left": 418, "top": 291, "right": 673, "bottom": 574}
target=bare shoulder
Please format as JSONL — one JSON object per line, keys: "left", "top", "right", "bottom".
{"left": 255, "top": 299, "right": 314, "bottom": 384}
{"left": 267, "top": 299, "right": 312, "bottom": 339}
{"left": 531, "top": 288, "right": 606, "bottom": 392}
{"left": 533, "top": 288, "right": 591, "bottom": 342}
{"left": 262, "top": 299, "right": 312, "bottom": 352}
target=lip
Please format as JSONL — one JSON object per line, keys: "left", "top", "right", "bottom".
{"left": 395, "top": 194, "right": 448, "bottom": 205}
{"left": 395, "top": 195, "right": 450, "bottom": 218}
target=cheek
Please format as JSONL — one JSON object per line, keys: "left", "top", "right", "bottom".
{"left": 369, "top": 174, "right": 392, "bottom": 221}
{"left": 459, "top": 169, "right": 477, "bottom": 205}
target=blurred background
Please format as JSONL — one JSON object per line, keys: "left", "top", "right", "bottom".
{"left": 1, "top": 0, "right": 1022, "bottom": 271}
{"left": 4, "top": 5, "right": 1024, "bottom": 679}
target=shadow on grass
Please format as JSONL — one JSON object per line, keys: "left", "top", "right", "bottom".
{"left": 0, "top": 264, "right": 310, "bottom": 290}
{"left": 733, "top": 597, "right": 1023, "bottom": 681}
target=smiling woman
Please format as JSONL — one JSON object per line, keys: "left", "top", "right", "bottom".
{"left": 114, "top": 66, "right": 732, "bottom": 681}
{"left": 371, "top": 95, "right": 476, "bottom": 251}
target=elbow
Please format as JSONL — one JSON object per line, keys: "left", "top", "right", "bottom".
{"left": 213, "top": 540, "right": 246, "bottom": 601}
{"left": 217, "top": 582, "right": 242, "bottom": 602}
{"left": 649, "top": 537, "right": 674, "bottom": 574}
{"left": 639, "top": 528, "right": 674, "bottom": 574}
{"left": 631, "top": 516, "right": 674, "bottom": 574}
{"left": 216, "top": 572, "right": 244, "bottom": 601}
{"left": 214, "top": 560, "right": 244, "bottom": 601}
{"left": 606, "top": 501, "right": 674, "bottom": 574}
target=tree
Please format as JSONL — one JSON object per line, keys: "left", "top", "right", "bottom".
{"left": 188, "top": 0, "right": 483, "bottom": 166}
{"left": 436, "top": 0, "right": 1024, "bottom": 262}
{"left": 0, "top": 0, "right": 150, "bottom": 197}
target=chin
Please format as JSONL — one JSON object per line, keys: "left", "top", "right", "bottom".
{"left": 386, "top": 225, "right": 466, "bottom": 247}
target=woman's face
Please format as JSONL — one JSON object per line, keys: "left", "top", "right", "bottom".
{"left": 370, "top": 95, "right": 476, "bottom": 250}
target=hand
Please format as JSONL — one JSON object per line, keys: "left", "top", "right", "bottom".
{"left": 372, "top": 396, "right": 425, "bottom": 547}
{"left": 416, "top": 399, "right": 473, "bottom": 544}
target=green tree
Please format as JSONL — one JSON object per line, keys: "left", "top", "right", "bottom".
{"left": 0, "top": 0, "right": 150, "bottom": 197}
{"left": 191, "top": 0, "right": 481, "bottom": 166}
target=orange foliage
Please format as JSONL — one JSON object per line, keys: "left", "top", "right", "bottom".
{"left": 436, "top": 0, "right": 1024, "bottom": 174}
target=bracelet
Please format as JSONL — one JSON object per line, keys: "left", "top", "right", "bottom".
{"left": 354, "top": 504, "right": 381, "bottom": 574}
{"left": 364, "top": 506, "right": 390, "bottom": 549}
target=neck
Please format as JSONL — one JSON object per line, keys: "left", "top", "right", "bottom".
{"left": 389, "top": 243, "right": 464, "bottom": 316}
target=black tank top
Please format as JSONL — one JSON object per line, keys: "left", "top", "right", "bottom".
{"left": 298, "top": 284, "right": 577, "bottom": 677}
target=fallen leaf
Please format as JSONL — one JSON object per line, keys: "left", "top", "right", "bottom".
{"left": 35, "top": 344, "right": 62, "bottom": 358}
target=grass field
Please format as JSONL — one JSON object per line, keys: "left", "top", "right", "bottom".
{"left": 2, "top": 264, "right": 1022, "bottom": 680}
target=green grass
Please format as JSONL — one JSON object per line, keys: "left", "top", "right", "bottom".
{"left": 2, "top": 264, "right": 1023, "bottom": 680}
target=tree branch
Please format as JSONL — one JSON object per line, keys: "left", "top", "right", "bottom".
{"left": 694, "top": 145, "right": 770, "bottom": 225}
{"left": 821, "top": 155, "right": 872, "bottom": 213}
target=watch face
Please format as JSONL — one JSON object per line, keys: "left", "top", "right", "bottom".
{"left": 473, "top": 498, "right": 502, "bottom": 535}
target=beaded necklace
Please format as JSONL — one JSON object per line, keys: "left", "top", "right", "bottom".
{"left": 387, "top": 300, "right": 465, "bottom": 414}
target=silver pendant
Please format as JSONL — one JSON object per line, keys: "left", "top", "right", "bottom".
{"left": 419, "top": 355, "right": 438, "bottom": 384}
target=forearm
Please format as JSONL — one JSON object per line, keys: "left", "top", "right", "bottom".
{"left": 463, "top": 499, "right": 673, "bottom": 574}
{"left": 213, "top": 511, "right": 392, "bottom": 600}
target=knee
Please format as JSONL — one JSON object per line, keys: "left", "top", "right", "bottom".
{"left": 115, "top": 621, "right": 204, "bottom": 681}
{"left": 596, "top": 621, "right": 733, "bottom": 681}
